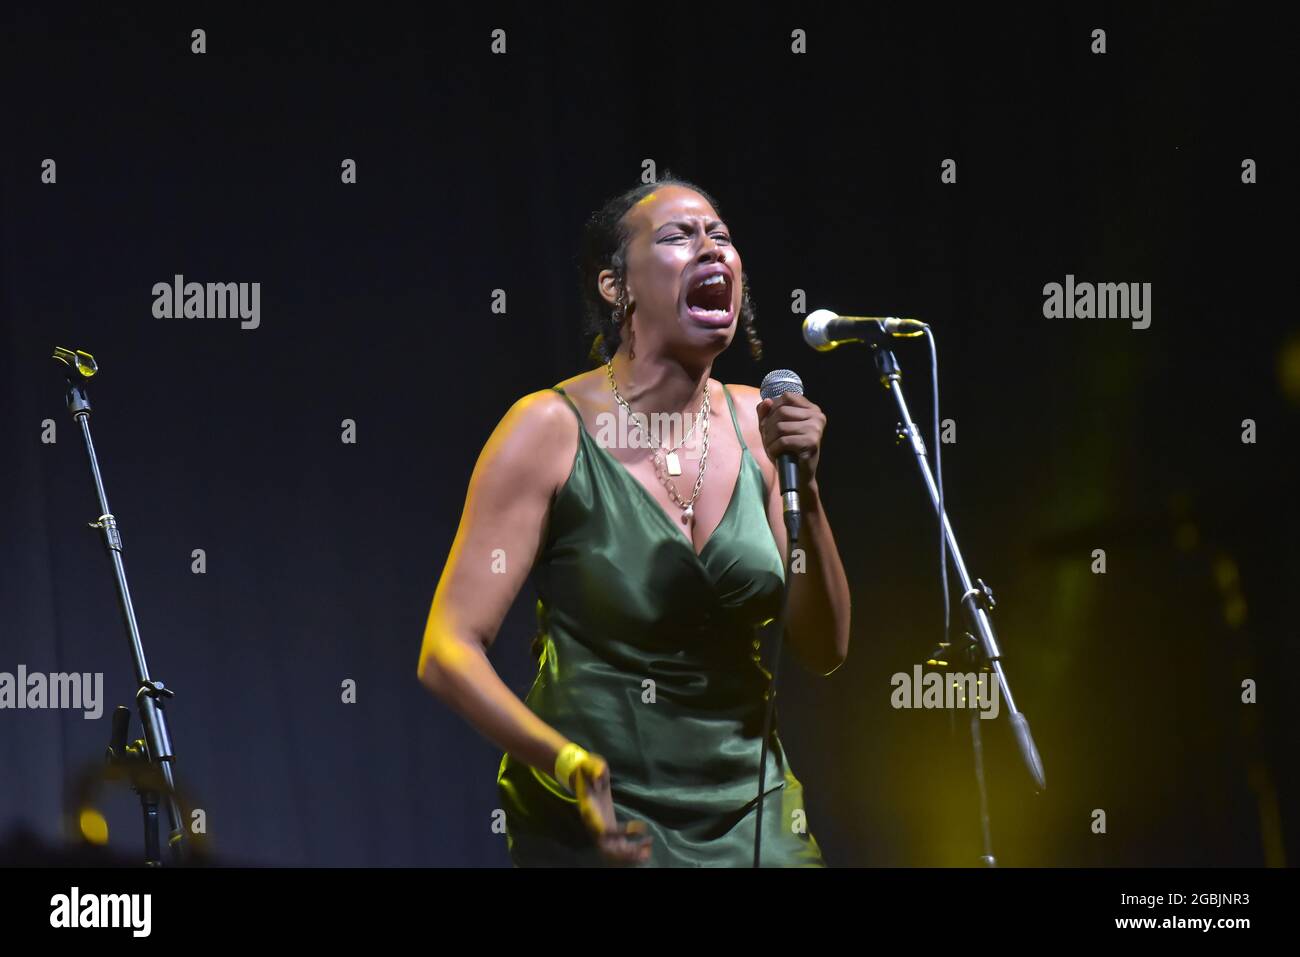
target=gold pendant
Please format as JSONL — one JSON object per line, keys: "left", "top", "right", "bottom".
{"left": 665, "top": 451, "right": 682, "bottom": 476}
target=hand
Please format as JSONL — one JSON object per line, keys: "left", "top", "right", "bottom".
{"left": 756, "top": 393, "right": 827, "bottom": 490}
{"left": 572, "top": 752, "right": 653, "bottom": 866}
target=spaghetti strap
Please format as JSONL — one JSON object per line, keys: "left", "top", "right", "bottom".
{"left": 719, "top": 383, "right": 746, "bottom": 446}
{"left": 551, "top": 385, "right": 584, "bottom": 426}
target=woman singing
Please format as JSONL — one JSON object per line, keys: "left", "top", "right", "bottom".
{"left": 417, "top": 176, "right": 852, "bottom": 866}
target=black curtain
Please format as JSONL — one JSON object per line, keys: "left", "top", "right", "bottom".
{"left": 1, "top": 5, "right": 1293, "bottom": 865}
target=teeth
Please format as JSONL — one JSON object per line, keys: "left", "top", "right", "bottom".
{"left": 700, "top": 274, "right": 726, "bottom": 287}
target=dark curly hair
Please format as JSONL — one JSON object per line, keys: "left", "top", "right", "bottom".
{"left": 578, "top": 172, "right": 762, "bottom": 365}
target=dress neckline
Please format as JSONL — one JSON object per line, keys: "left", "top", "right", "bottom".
{"left": 553, "top": 384, "right": 753, "bottom": 562}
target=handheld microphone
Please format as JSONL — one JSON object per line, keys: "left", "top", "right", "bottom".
{"left": 803, "top": 309, "right": 927, "bottom": 351}
{"left": 753, "top": 368, "right": 808, "bottom": 867}
{"left": 758, "top": 369, "right": 804, "bottom": 544}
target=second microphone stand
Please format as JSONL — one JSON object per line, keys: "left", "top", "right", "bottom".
{"left": 870, "top": 338, "right": 1046, "bottom": 867}
{"left": 54, "top": 347, "right": 185, "bottom": 865}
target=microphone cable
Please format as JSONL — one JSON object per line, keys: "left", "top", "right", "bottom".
{"left": 753, "top": 519, "right": 798, "bottom": 867}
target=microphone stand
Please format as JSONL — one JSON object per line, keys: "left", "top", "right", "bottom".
{"left": 869, "top": 339, "right": 1046, "bottom": 867}
{"left": 53, "top": 348, "right": 185, "bottom": 865}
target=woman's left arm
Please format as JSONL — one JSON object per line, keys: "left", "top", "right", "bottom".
{"left": 733, "top": 385, "right": 852, "bottom": 675}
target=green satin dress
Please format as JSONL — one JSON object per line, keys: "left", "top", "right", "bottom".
{"left": 496, "top": 383, "right": 826, "bottom": 867}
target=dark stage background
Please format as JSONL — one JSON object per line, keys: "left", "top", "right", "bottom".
{"left": 1, "top": 6, "right": 1294, "bottom": 866}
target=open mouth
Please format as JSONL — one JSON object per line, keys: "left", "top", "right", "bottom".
{"left": 684, "top": 271, "right": 734, "bottom": 326}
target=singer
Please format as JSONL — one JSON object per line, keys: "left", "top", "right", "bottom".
{"left": 417, "top": 177, "right": 852, "bottom": 866}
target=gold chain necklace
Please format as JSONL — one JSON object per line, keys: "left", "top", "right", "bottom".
{"left": 605, "top": 361, "right": 710, "bottom": 523}
{"left": 654, "top": 403, "right": 703, "bottom": 476}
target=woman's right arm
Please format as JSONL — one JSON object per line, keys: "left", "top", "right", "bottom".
{"left": 416, "top": 390, "right": 576, "bottom": 775}
{"left": 417, "top": 390, "right": 653, "bottom": 864}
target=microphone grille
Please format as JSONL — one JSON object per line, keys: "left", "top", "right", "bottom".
{"left": 802, "top": 309, "right": 836, "bottom": 350}
{"left": 760, "top": 368, "right": 804, "bottom": 400}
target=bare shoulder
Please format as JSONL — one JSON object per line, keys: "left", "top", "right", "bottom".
{"left": 501, "top": 386, "right": 578, "bottom": 443}
{"left": 553, "top": 367, "right": 606, "bottom": 408}
{"left": 499, "top": 384, "right": 577, "bottom": 429}
{"left": 724, "top": 382, "right": 762, "bottom": 403}
{"left": 481, "top": 387, "right": 579, "bottom": 494}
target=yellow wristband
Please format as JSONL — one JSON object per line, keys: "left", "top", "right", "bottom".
{"left": 554, "top": 743, "right": 589, "bottom": 793}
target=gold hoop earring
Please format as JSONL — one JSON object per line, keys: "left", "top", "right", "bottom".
{"left": 614, "top": 287, "right": 634, "bottom": 359}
